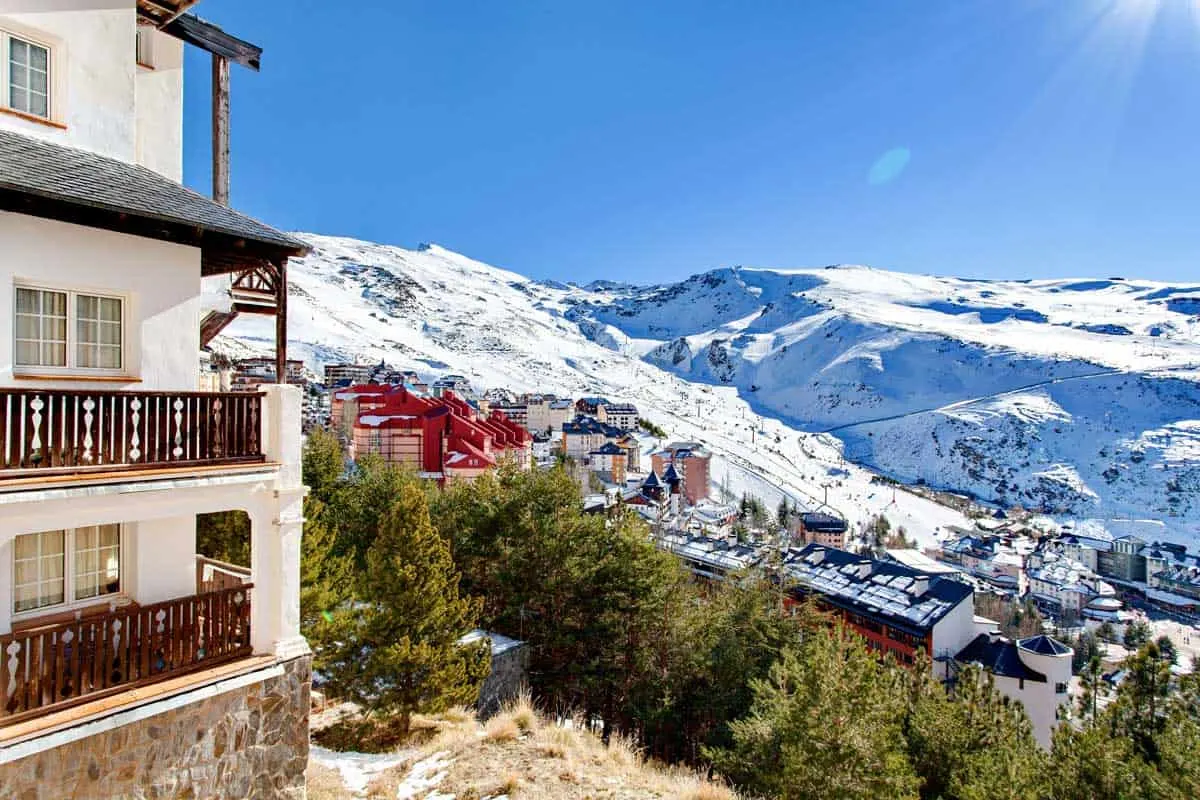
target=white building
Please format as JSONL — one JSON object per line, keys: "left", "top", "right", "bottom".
{"left": 954, "top": 632, "right": 1073, "bottom": 748}
{"left": 0, "top": 3, "right": 310, "bottom": 798}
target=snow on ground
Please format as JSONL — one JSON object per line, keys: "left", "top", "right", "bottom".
{"left": 308, "top": 745, "right": 413, "bottom": 798}
{"left": 220, "top": 233, "right": 1200, "bottom": 546}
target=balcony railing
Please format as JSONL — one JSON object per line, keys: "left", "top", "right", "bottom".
{"left": 0, "top": 584, "right": 252, "bottom": 727}
{"left": 0, "top": 389, "right": 265, "bottom": 481}
{"left": 196, "top": 554, "right": 253, "bottom": 594}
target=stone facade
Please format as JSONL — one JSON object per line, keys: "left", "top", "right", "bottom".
{"left": 476, "top": 640, "right": 530, "bottom": 718}
{"left": 0, "top": 655, "right": 311, "bottom": 800}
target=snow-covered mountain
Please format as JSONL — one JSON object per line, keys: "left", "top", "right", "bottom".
{"left": 219, "top": 234, "right": 1200, "bottom": 547}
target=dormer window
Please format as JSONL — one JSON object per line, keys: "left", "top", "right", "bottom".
{"left": 6, "top": 34, "right": 49, "bottom": 119}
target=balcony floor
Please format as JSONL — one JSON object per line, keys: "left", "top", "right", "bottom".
{"left": 0, "top": 654, "right": 275, "bottom": 750}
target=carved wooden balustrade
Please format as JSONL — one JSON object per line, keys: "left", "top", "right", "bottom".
{"left": 0, "top": 585, "right": 252, "bottom": 726}
{"left": 0, "top": 389, "right": 265, "bottom": 481}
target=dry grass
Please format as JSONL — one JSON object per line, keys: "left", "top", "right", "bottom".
{"left": 310, "top": 698, "right": 739, "bottom": 799}
{"left": 304, "top": 760, "right": 352, "bottom": 800}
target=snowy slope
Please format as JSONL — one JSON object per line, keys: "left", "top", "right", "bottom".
{"left": 564, "top": 266, "right": 1200, "bottom": 543}
{"left": 219, "top": 234, "right": 1200, "bottom": 547}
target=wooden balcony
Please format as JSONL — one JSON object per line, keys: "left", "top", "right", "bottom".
{"left": 196, "top": 555, "right": 252, "bottom": 594}
{"left": 0, "top": 585, "right": 252, "bottom": 727}
{"left": 0, "top": 389, "right": 265, "bottom": 483}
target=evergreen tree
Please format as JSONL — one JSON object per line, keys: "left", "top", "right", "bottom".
{"left": 302, "top": 425, "right": 345, "bottom": 504}
{"left": 1112, "top": 642, "right": 1173, "bottom": 763}
{"left": 902, "top": 659, "right": 1044, "bottom": 800}
{"left": 709, "top": 628, "right": 920, "bottom": 800}
{"left": 299, "top": 497, "right": 352, "bottom": 670}
{"left": 323, "top": 483, "right": 489, "bottom": 733}
{"left": 1154, "top": 634, "right": 1177, "bottom": 665}
{"left": 196, "top": 510, "right": 250, "bottom": 566}
{"left": 1124, "top": 619, "right": 1152, "bottom": 650}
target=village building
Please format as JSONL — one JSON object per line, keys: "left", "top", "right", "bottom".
{"left": 602, "top": 402, "right": 639, "bottom": 432}
{"left": 0, "top": 2, "right": 310, "bottom": 796}
{"left": 658, "top": 531, "right": 764, "bottom": 582}
{"left": 230, "top": 356, "right": 306, "bottom": 389}
{"left": 798, "top": 512, "right": 849, "bottom": 549}
{"left": 562, "top": 414, "right": 626, "bottom": 461}
{"left": 781, "top": 545, "right": 1071, "bottom": 748}
{"left": 1025, "top": 550, "right": 1115, "bottom": 618}
{"left": 588, "top": 441, "right": 627, "bottom": 485}
{"left": 952, "top": 632, "right": 1073, "bottom": 748}
{"left": 344, "top": 385, "right": 531, "bottom": 480}
{"left": 323, "top": 362, "right": 372, "bottom": 388}
{"left": 650, "top": 442, "right": 711, "bottom": 506}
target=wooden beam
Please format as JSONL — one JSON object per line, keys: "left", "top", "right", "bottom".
{"left": 163, "top": 14, "right": 263, "bottom": 71}
{"left": 275, "top": 260, "right": 289, "bottom": 384}
{"left": 212, "top": 53, "right": 230, "bottom": 206}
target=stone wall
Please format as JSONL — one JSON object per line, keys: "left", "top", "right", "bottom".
{"left": 0, "top": 655, "right": 311, "bottom": 800}
{"left": 476, "top": 641, "right": 529, "bottom": 718}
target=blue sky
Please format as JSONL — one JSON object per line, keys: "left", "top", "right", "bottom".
{"left": 183, "top": 0, "right": 1200, "bottom": 284}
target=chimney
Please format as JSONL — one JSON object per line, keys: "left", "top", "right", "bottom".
{"left": 908, "top": 577, "right": 930, "bottom": 596}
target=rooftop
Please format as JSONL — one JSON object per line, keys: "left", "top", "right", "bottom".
{"left": 955, "top": 635, "right": 1047, "bottom": 682}
{"left": 0, "top": 130, "right": 306, "bottom": 262}
{"left": 783, "top": 544, "right": 973, "bottom": 633}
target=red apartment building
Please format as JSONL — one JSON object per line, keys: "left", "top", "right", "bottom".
{"left": 334, "top": 385, "right": 531, "bottom": 480}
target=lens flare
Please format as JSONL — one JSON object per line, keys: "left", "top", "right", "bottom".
{"left": 868, "top": 148, "right": 912, "bottom": 186}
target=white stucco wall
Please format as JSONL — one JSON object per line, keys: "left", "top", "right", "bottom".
{"left": 978, "top": 643, "right": 1073, "bottom": 748}
{"left": 930, "top": 590, "right": 976, "bottom": 676}
{"left": 0, "top": 211, "right": 201, "bottom": 391}
{"left": 129, "top": 515, "right": 196, "bottom": 606}
{"left": 134, "top": 29, "right": 183, "bottom": 181}
{"left": 0, "top": 3, "right": 137, "bottom": 162}
{"left": 0, "top": 3, "right": 185, "bottom": 178}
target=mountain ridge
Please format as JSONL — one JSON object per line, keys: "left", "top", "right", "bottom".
{"left": 219, "top": 232, "right": 1200, "bottom": 546}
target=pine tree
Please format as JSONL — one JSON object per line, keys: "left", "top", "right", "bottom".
{"left": 709, "top": 627, "right": 920, "bottom": 800}
{"left": 1124, "top": 619, "right": 1152, "bottom": 650}
{"left": 299, "top": 497, "right": 352, "bottom": 670}
{"left": 324, "top": 483, "right": 489, "bottom": 733}
{"left": 302, "top": 425, "right": 345, "bottom": 504}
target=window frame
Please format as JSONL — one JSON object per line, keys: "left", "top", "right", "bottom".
{"left": 12, "top": 281, "right": 128, "bottom": 376}
{"left": 0, "top": 24, "right": 59, "bottom": 124}
{"left": 6, "top": 32, "right": 50, "bottom": 119}
{"left": 11, "top": 525, "right": 126, "bottom": 621}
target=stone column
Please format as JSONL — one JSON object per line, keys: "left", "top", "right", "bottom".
{"left": 251, "top": 385, "right": 310, "bottom": 660}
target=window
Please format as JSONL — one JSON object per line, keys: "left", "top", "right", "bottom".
{"left": 135, "top": 28, "right": 155, "bottom": 68}
{"left": 14, "top": 287, "right": 66, "bottom": 367}
{"left": 7, "top": 35, "right": 49, "bottom": 118}
{"left": 13, "top": 285, "right": 124, "bottom": 372}
{"left": 1055, "top": 682, "right": 1068, "bottom": 695}
{"left": 13, "top": 530, "right": 64, "bottom": 613}
{"left": 12, "top": 526, "right": 121, "bottom": 615}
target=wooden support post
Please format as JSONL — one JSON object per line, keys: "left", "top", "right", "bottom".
{"left": 212, "top": 53, "right": 230, "bottom": 205}
{"left": 274, "top": 260, "right": 288, "bottom": 384}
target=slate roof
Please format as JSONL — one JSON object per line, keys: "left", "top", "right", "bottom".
{"left": 642, "top": 470, "right": 662, "bottom": 488}
{"left": 1018, "top": 635, "right": 1073, "bottom": 657}
{"left": 956, "top": 635, "right": 1047, "bottom": 682}
{"left": 591, "top": 442, "right": 625, "bottom": 456}
{"left": 801, "top": 512, "right": 848, "bottom": 533}
{"left": 783, "top": 544, "right": 973, "bottom": 634}
{"left": 563, "top": 415, "right": 624, "bottom": 437}
{"left": 0, "top": 129, "right": 306, "bottom": 253}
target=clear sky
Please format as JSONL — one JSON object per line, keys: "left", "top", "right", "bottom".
{"left": 183, "top": 0, "right": 1200, "bottom": 284}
